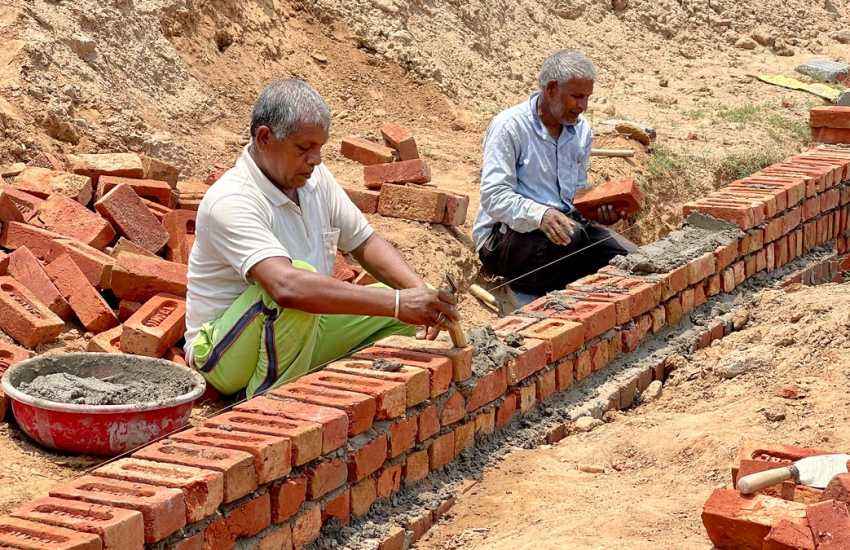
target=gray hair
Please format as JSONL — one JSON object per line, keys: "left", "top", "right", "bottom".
{"left": 538, "top": 50, "right": 596, "bottom": 90}
{"left": 250, "top": 79, "right": 331, "bottom": 139}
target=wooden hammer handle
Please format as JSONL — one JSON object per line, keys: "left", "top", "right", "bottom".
{"left": 737, "top": 466, "right": 797, "bottom": 495}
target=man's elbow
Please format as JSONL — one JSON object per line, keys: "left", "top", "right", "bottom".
{"left": 263, "top": 271, "right": 310, "bottom": 309}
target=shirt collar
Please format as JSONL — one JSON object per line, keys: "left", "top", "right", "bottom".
{"left": 238, "top": 144, "right": 317, "bottom": 208}
{"left": 529, "top": 92, "right": 580, "bottom": 144}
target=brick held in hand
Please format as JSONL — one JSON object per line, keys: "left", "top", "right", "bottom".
{"left": 365, "top": 159, "right": 431, "bottom": 189}
{"left": 95, "top": 184, "right": 169, "bottom": 253}
{"left": 120, "top": 293, "right": 185, "bottom": 358}
{"left": 36, "top": 194, "right": 116, "bottom": 250}
{"left": 380, "top": 123, "right": 419, "bottom": 161}
{"left": 341, "top": 136, "right": 396, "bottom": 166}
{"left": 45, "top": 253, "right": 118, "bottom": 334}
{"left": 0, "top": 275, "right": 64, "bottom": 348}
{"left": 572, "top": 178, "right": 644, "bottom": 222}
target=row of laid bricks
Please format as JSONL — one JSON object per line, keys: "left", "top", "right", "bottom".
{"left": 0, "top": 145, "right": 848, "bottom": 549}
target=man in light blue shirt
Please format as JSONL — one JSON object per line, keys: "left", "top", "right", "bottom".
{"left": 474, "top": 50, "right": 636, "bottom": 297}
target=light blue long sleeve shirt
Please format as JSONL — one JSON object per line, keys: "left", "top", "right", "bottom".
{"left": 472, "top": 92, "right": 593, "bottom": 249}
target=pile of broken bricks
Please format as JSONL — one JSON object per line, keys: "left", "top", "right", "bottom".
{"left": 702, "top": 441, "right": 850, "bottom": 549}
{"left": 340, "top": 123, "right": 470, "bottom": 226}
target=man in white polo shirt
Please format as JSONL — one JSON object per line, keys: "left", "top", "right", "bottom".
{"left": 185, "top": 79, "right": 459, "bottom": 398}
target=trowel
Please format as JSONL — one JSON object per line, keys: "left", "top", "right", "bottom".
{"left": 737, "top": 454, "right": 850, "bottom": 495}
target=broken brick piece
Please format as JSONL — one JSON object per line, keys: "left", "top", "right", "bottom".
{"left": 701, "top": 488, "right": 807, "bottom": 550}
{"left": 46, "top": 254, "right": 118, "bottom": 333}
{"left": 0, "top": 187, "right": 43, "bottom": 223}
{"left": 572, "top": 178, "right": 644, "bottom": 221}
{"left": 443, "top": 192, "right": 470, "bottom": 226}
{"left": 95, "top": 184, "right": 169, "bottom": 253}
{"left": 366, "top": 159, "right": 431, "bottom": 189}
{"left": 381, "top": 123, "right": 419, "bottom": 161}
{"left": 378, "top": 183, "right": 446, "bottom": 223}
{"left": 807, "top": 500, "right": 850, "bottom": 549}
{"left": 0, "top": 275, "right": 64, "bottom": 348}
{"left": 120, "top": 293, "right": 185, "bottom": 357}
{"left": 37, "top": 194, "right": 116, "bottom": 250}
{"left": 763, "top": 519, "right": 815, "bottom": 550}
{"left": 341, "top": 136, "right": 395, "bottom": 166}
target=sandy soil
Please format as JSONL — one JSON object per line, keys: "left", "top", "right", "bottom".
{"left": 418, "top": 282, "right": 850, "bottom": 549}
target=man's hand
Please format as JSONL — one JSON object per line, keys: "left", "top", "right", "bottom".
{"left": 540, "top": 208, "right": 579, "bottom": 246}
{"left": 596, "top": 204, "right": 628, "bottom": 225}
{"left": 397, "top": 287, "right": 459, "bottom": 337}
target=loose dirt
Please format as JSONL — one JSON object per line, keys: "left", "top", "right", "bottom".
{"left": 418, "top": 282, "right": 850, "bottom": 549}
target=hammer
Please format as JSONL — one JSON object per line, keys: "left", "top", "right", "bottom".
{"left": 441, "top": 274, "right": 468, "bottom": 348}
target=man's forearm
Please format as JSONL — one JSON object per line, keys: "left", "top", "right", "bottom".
{"left": 352, "top": 235, "right": 426, "bottom": 289}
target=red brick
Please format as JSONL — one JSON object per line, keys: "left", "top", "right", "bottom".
{"left": 429, "top": 431, "right": 455, "bottom": 470}
{"left": 35, "top": 195, "right": 114, "bottom": 251}
{"left": 572, "top": 179, "right": 644, "bottom": 222}
{"left": 514, "top": 383, "right": 537, "bottom": 411}
{"left": 271, "top": 382, "right": 375, "bottom": 436}
{"left": 291, "top": 501, "right": 321, "bottom": 548}
{"left": 237, "top": 396, "right": 348, "bottom": 454}
{"left": 505, "top": 337, "right": 548, "bottom": 385}
{"left": 704, "top": 274, "right": 721, "bottom": 298}
{"left": 406, "top": 511, "right": 434, "bottom": 544}
{"left": 0, "top": 187, "right": 43, "bottom": 223}
{"left": 14, "top": 167, "right": 93, "bottom": 204}
{"left": 95, "top": 184, "right": 169, "bottom": 253}
{"left": 793, "top": 159, "right": 842, "bottom": 187}
{"left": 45, "top": 254, "right": 118, "bottom": 333}
{"left": 803, "top": 196, "right": 820, "bottom": 221}
{"left": 701, "top": 489, "right": 808, "bottom": 550}
{"left": 810, "top": 106, "right": 850, "bottom": 128}
{"left": 495, "top": 394, "right": 517, "bottom": 428}
{"left": 714, "top": 241, "right": 739, "bottom": 271}
{"left": 67, "top": 153, "right": 144, "bottom": 182}
{"left": 109, "top": 252, "right": 187, "bottom": 301}
{"left": 161, "top": 210, "right": 196, "bottom": 264}
{"left": 474, "top": 407, "right": 495, "bottom": 436}
{"left": 417, "top": 404, "right": 439, "bottom": 442}
{"left": 170, "top": 427, "right": 290, "bottom": 484}
{"left": 716, "top": 188, "right": 778, "bottom": 218}
{"left": 120, "top": 293, "right": 184, "bottom": 357}
{"left": 574, "top": 348, "right": 593, "bottom": 380}
{"left": 517, "top": 318, "right": 583, "bottom": 362}
{"left": 0, "top": 275, "right": 64, "bottom": 348}
{"left": 300, "top": 369, "right": 405, "bottom": 420}
{"left": 92, "top": 458, "right": 223, "bottom": 523}
{"left": 202, "top": 492, "right": 271, "bottom": 550}
{"left": 754, "top": 248, "right": 767, "bottom": 273}
{"left": 351, "top": 476, "right": 378, "bottom": 516}
{"left": 341, "top": 136, "right": 395, "bottom": 165}
{"left": 453, "top": 420, "right": 475, "bottom": 454}
{"left": 492, "top": 315, "right": 539, "bottom": 335}
{"left": 304, "top": 458, "right": 347, "bottom": 499}
{"left": 374, "top": 335, "right": 473, "bottom": 382}
{"left": 381, "top": 123, "right": 419, "bottom": 161}
{"left": 12, "top": 496, "right": 144, "bottom": 550}
{"left": 555, "top": 357, "right": 574, "bottom": 391}
{"left": 348, "top": 433, "right": 388, "bottom": 481}
{"left": 404, "top": 449, "right": 429, "bottom": 485}
{"left": 343, "top": 187, "right": 380, "bottom": 214}
{"left": 140, "top": 155, "right": 179, "bottom": 187}
{"left": 437, "top": 389, "right": 466, "bottom": 426}
{"left": 536, "top": 368, "right": 557, "bottom": 401}
{"left": 682, "top": 198, "right": 760, "bottom": 229}
{"left": 442, "top": 192, "right": 469, "bottom": 226}
{"left": 8, "top": 246, "right": 72, "bottom": 320}
{"left": 98, "top": 176, "right": 172, "bottom": 207}
{"left": 327, "top": 359, "right": 430, "bottom": 407}
{"left": 378, "top": 525, "right": 407, "bottom": 550}
{"left": 688, "top": 252, "right": 717, "bottom": 285}
{"left": 204, "top": 410, "right": 321, "bottom": 466}
{"left": 50, "top": 475, "right": 185, "bottom": 543}
{"left": 377, "top": 461, "right": 404, "bottom": 499}
{"left": 745, "top": 176, "right": 807, "bottom": 206}
{"left": 142, "top": 199, "right": 172, "bottom": 222}
{"left": 0, "top": 515, "right": 102, "bottom": 549}
{"left": 807, "top": 500, "right": 850, "bottom": 549}
{"left": 269, "top": 475, "right": 306, "bottom": 523}
{"left": 461, "top": 366, "right": 507, "bottom": 412}
{"left": 662, "top": 264, "right": 690, "bottom": 299}
{"left": 0, "top": 340, "right": 31, "bottom": 376}
{"left": 54, "top": 238, "right": 115, "bottom": 290}
{"left": 729, "top": 181, "right": 788, "bottom": 212}
{"left": 322, "top": 488, "right": 351, "bottom": 526}
{"left": 387, "top": 414, "right": 417, "bottom": 458}
{"left": 377, "top": 183, "right": 445, "bottom": 222}
{"left": 522, "top": 296, "right": 616, "bottom": 340}
{"left": 353, "top": 346, "right": 453, "bottom": 396}
{"left": 763, "top": 519, "right": 815, "bottom": 550}
{"left": 366, "top": 159, "right": 431, "bottom": 190}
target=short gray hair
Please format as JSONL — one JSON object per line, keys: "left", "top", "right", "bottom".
{"left": 538, "top": 50, "right": 596, "bottom": 90}
{"left": 250, "top": 79, "right": 331, "bottom": 140}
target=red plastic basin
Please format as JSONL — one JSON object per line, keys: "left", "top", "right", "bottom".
{"left": 1, "top": 353, "right": 205, "bottom": 456}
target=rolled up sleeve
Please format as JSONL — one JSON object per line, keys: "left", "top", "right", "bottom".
{"left": 204, "top": 194, "right": 290, "bottom": 281}
{"left": 480, "top": 123, "right": 549, "bottom": 233}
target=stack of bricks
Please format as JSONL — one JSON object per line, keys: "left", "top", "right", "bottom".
{"left": 0, "top": 144, "right": 848, "bottom": 549}
{"left": 340, "top": 123, "right": 469, "bottom": 226}
{"left": 810, "top": 106, "right": 850, "bottom": 145}
{"left": 702, "top": 440, "right": 850, "bottom": 549}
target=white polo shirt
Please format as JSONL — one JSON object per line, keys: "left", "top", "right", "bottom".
{"left": 184, "top": 147, "right": 374, "bottom": 354}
